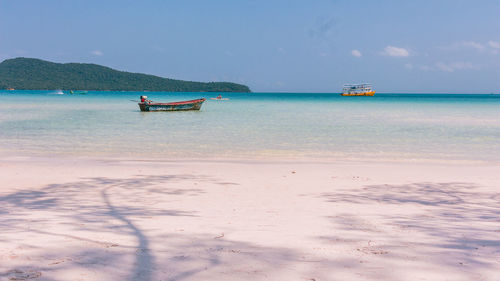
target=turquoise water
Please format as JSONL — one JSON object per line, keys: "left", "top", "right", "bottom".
{"left": 1, "top": 91, "right": 499, "bottom": 162}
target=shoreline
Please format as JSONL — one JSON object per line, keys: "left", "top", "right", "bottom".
{"left": 1, "top": 151, "right": 498, "bottom": 166}
{"left": 1, "top": 154, "right": 499, "bottom": 280}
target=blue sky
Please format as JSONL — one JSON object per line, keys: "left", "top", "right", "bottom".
{"left": 1, "top": 0, "right": 499, "bottom": 93}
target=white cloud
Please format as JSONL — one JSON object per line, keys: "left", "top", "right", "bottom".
{"left": 439, "top": 40, "right": 500, "bottom": 55}
{"left": 91, "top": 50, "right": 103, "bottom": 56}
{"left": 418, "top": 62, "right": 478, "bottom": 72}
{"left": 435, "top": 62, "right": 478, "bottom": 72}
{"left": 351, "top": 49, "right": 362, "bottom": 57}
{"left": 381, "top": 46, "right": 409, "bottom": 57}
{"left": 460, "top": 41, "right": 485, "bottom": 51}
{"left": 488, "top": 41, "right": 500, "bottom": 49}
{"left": 404, "top": 63, "right": 413, "bottom": 70}
{"left": 439, "top": 41, "right": 490, "bottom": 52}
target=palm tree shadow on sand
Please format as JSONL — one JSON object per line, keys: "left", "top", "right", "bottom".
{"left": 0, "top": 175, "right": 306, "bottom": 281}
{"left": 317, "top": 181, "right": 500, "bottom": 279}
{"left": 1, "top": 178, "right": 499, "bottom": 280}
{"left": 0, "top": 175, "right": 202, "bottom": 280}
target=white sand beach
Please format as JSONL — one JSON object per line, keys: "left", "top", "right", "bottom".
{"left": 3, "top": 1, "right": 500, "bottom": 280}
{"left": 0, "top": 156, "right": 498, "bottom": 281}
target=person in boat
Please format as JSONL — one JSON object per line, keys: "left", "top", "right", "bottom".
{"left": 216, "top": 94, "right": 222, "bottom": 100}
{"left": 140, "top": 95, "right": 151, "bottom": 103}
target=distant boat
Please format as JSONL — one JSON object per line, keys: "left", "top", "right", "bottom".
{"left": 210, "top": 94, "right": 229, "bottom": 101}
{"left": 6, "top": 87, "right": 15, "bottom": 90}
{"left": 138, "top": 98, "right": 206, "bottom": 112}
{"left": 69, "top": 90, "right": 88, "bottom": 94}
{"left": 341, "top": 84, "right": 375, "bottom": 96}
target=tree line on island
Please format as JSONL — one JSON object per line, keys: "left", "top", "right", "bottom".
{"left": 0, "top": 57, "right": 251, "bottom": 92}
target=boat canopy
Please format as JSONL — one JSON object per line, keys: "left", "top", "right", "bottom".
{"left": 343, "top": 83, "right": 372, "bottom": 90}
{"left": 342, "top": 83, "right": 373, "bottom": 94}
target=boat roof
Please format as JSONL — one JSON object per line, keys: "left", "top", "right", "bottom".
{"left": 343, "top": 83, "right": 372, "bottom": 87}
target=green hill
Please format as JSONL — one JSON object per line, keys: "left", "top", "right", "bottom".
{"left": 0, "top": 57, "right": 251, "bottom": 92}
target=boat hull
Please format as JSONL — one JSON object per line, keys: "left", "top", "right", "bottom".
{"left": 341, "top": 91, "right": 375, "bottom": 96}
{"left": 139, "top": 98, "right": 206, "bottom": 112}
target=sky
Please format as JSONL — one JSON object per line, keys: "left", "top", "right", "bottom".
{"left": 1, "top": 0, "right": 499, "bottom": 93}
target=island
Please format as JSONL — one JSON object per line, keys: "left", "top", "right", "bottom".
{"left": 0, "top": 57, "right": 251, "bottom": 92}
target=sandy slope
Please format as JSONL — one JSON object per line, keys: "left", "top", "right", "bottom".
{"left": 0, "top": 157, "right": 499, "bottom": 281}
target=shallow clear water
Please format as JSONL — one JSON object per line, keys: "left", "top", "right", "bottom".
{"left": 1, "top": 91, "right": 499, "bottom": 162}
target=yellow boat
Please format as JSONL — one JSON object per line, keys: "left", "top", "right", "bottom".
{"left": 341, "top": 84, "right": 375, "bottom": 96}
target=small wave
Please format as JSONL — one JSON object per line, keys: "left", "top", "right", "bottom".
{"left": 49, "top": 90, "right": 65, "bottom": 95}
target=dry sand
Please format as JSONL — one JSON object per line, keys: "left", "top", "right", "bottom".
{"left": 0, "top": 156, "right": 499, "bottom": 281}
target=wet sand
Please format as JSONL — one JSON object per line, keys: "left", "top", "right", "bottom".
{"left": 0, "top": 156, "right": 499, "bottom": 281}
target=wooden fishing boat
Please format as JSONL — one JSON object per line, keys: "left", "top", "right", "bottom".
{"left": 138, "top": 98, "right": 206, "bottom": 112}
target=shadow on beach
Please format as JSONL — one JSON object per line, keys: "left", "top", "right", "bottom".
{"left": 0, "top": 174, "right": 306, "bottom": 281}
{"left": 0, "top": 175, "right": 499, "bottom": 280}
{"left": 318, "top": 181, "right": 500, "bottom": 279}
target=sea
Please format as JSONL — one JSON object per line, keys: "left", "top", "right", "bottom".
{"left": 1, "top": 91, "right": 499, "bottom": 163}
